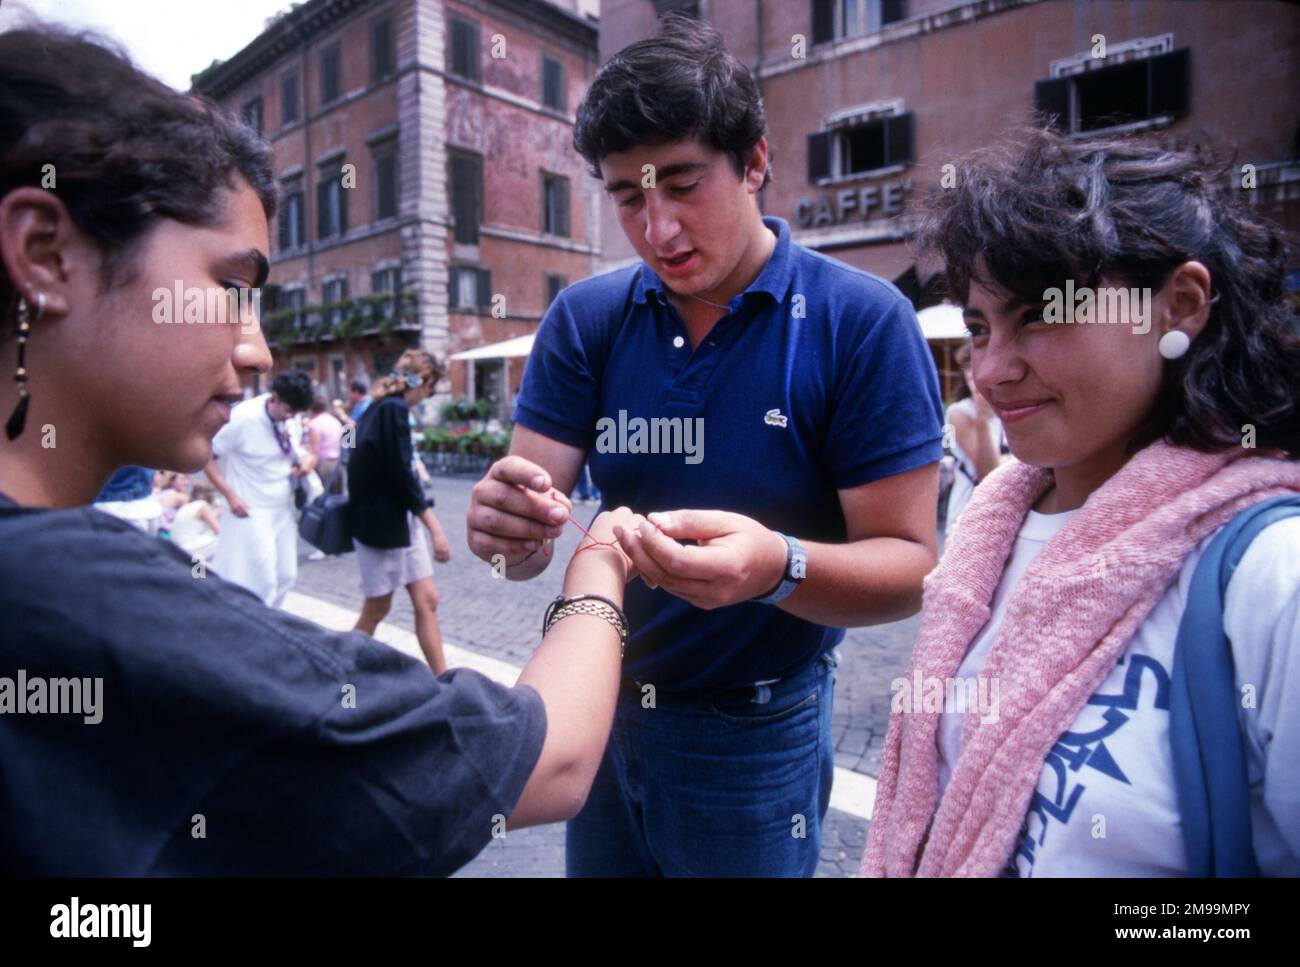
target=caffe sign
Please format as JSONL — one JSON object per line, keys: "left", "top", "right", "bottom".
{"left": 794, "top": 178, "right": 913, "bottom": 229}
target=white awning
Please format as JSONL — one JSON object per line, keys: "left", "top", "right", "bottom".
{"left": 448, "top": 334, "right": 536, "bottom": 361}
{"left": 916, "top": 303, "right": 968, "bottom": 341}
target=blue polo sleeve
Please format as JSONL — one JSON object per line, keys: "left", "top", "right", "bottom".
{"left": 825, "top": 292, "right": 945, "bottom": 489}
{"left": 512, "top": 288, "right": 601, "bottom": 450}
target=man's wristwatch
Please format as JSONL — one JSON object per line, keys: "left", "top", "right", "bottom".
{"left": 751, "top": 532, "right": 807, "bottom": 605}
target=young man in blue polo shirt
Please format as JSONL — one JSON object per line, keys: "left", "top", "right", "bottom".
{"left": 467, "top": 15, "right": 944, "bottom": 876}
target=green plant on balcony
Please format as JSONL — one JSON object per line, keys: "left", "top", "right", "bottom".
{"left": 261, "top": 308, "right": 299, "bottom": 352}
{"left": 258, "top": 290, "right": 420, "bottom": 350}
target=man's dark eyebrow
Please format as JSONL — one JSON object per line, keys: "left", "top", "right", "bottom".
{"left": 603, "top": 160, "right": 709, "bottom": 194}
{"left": 223, "top": 249, "right": 270, "bottom": 288}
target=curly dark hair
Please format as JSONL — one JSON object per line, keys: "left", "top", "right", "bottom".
{"left": 0, "top": 21, "right": 277, "bottom": 320}
{"left": 920, "top": 123, "right": 1300, "bottom": 457}
{"left": 270, "top": 370, "right": 314, "bottom": 413}
{"left": 573, "top": 12, "right": 772, "bottom": 188}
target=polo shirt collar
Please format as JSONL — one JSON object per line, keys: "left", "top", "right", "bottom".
{"left": 633, "top": 215, "right": 795, "bottom": 308}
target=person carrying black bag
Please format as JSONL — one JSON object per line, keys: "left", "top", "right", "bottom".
{"left": 347, "top": 350, "right": 452, "bottom": 673}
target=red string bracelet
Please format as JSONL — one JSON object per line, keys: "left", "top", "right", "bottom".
{"left": 542, "top": 488, "right": 658, "bottom": 559}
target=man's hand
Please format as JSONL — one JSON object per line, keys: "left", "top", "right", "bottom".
{"left": 467, "top": 455, "right": 572, "bottom": 568}
{"left": 227, "top": 494, "right": 250, "bottom": 518}
{"left": 614, "top": 510, "right": 788, "bottom": 610}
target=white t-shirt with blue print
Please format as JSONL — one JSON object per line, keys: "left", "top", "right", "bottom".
{"left": 936, "top": 509, "right": 1300, "bottom": 876}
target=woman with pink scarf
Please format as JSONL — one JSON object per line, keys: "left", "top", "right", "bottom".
{"left": 862, "top": 127, "right": 1300, "bottom": 877}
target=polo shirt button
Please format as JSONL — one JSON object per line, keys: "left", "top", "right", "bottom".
{"left": 672, "top": 335, "right": 685, "bottom": 348}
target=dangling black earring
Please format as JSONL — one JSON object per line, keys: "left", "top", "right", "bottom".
{"left": 5, "top": 292, "right": 42, "bottom": 441}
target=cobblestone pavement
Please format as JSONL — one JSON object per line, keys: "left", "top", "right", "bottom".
{"left": 290, "top": 472, "right": 923, "bottom": 876}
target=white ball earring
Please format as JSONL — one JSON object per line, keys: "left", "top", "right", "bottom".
{"left": 1158, "top": 329, "right": 1190, "bottom": 360}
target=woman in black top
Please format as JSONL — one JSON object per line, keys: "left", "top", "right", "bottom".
{"left": 347, "top": 350, "right": 453, "bottom": 673}
{"left": 0, "top": 22, "right": 641, "bottom": 875}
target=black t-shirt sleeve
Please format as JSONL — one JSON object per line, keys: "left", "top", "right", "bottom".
{"left": 0, "top": 503, "right": 545, "bottom": 875}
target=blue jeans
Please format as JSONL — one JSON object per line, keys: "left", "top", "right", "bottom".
{"left": 573, "top": 462, "right": 601, "bottom": 501}
{"left": 566, "top": 650, "right": 837, "bottom": 877}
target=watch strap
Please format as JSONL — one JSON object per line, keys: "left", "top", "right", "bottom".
{"left": 751, "top": 532, "right": 806, "bottom": 605}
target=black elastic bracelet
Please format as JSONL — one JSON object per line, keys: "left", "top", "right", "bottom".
{"left": 542, "top": 593, "right": 628, "bottom": 655}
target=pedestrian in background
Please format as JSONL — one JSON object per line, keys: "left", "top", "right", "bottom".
{"left": 348, "top": 350, "right": 453, "bottom": 674}
{"left": 171, "top": 481, "right": 221, "bottom": 564}
{"left": 94, "top": 466, "right": 163, "bottom": 535}
{"left": 307, "top": 394, "right": 345, "bottom": 492}
{"left": 205, "top": 370, "right": 314, "bottom": 606}
{"left": 943, "top": 341, "right": 1005, "bottom": 532}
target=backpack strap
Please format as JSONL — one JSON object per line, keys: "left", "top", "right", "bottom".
{"left": 1170, "top": 494, "right": 1300, "bottom": 876}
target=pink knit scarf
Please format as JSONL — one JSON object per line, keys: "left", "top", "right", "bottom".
{"left": 860, "top": 441, "right": 1300, "bottom": 877}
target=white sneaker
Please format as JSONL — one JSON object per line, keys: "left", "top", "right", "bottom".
{"left": 308, "top": 550, "right": 327, "bottom": 561}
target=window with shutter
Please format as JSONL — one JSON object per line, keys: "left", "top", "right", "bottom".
{"left": 1034, "top": 78, "right": 1072, "bottom": 129}
{"left": 316, "top": 180, "right": 329, "bottom": 239}
{"left": 371, "top": 17, "right": 394, "bottom": 81}
{"left": 810, "top": 111, "right": 914, "bottom": 182}
{"left": 807, "top": 131, "right": 832, "bottom": 182}
{"left": 373, "top": 141, "right": 398, "bottom": 221}
{"left": 450, "top": 266, "right": 480, "bottom": 309}
{"left": 1148, "top": 49, "right": 1190, "bottom": 119}
{"left": 816, "top": 1, "right": 906, "bottom": 43}
{"left": 338, "top": 176, "right": 348, "bottom": 235}
{"left": 281, "top": 70, "right": 300, "bottom": 126}
{"left": 317, "top": 164, "right": 347, "bottom": 239}
{"left": 881, "top": 0, "right": 907, "bottom": 25}
{"left": 883, "top": 113, "right": 914, "bottom": 166}
{"left": 654, "top": 0, "right": 699, "bottom": 16}
{"left": 1036, "top": 43, "right": 1190, "bottom": 134}
{"left": 279, "top": 179, "right": 304, "bottom": 250}
{"left": 542, "top": 174, "right": 569, "bottom": 237}
{"left": 450, "top": 18, "right": 480, "bottom": 82}
{"left": 321, "top": 43, "right": 341, "bottom": 105}
{"left": 285, "top": 288, "right": 305, "bottom": 330}
{"left": 546, "top": 275, "right": 567, "bottom": 308}
{"left": 323, "top": 277, "right": 349, "bottom": 328}
{"left": 242, "top": 97, "right": 262, "bottom": 136}
{"left": 811, "top": 0, "right": 835, "bottom": 45}
{"left": 844, "top": 123, "right": 886, "bottom": 173}
{"left": 450, "top": 153, "right": 482, "bottom": 244}
{"left": 542, "top": 55, "right": 565, "bottom": 112}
